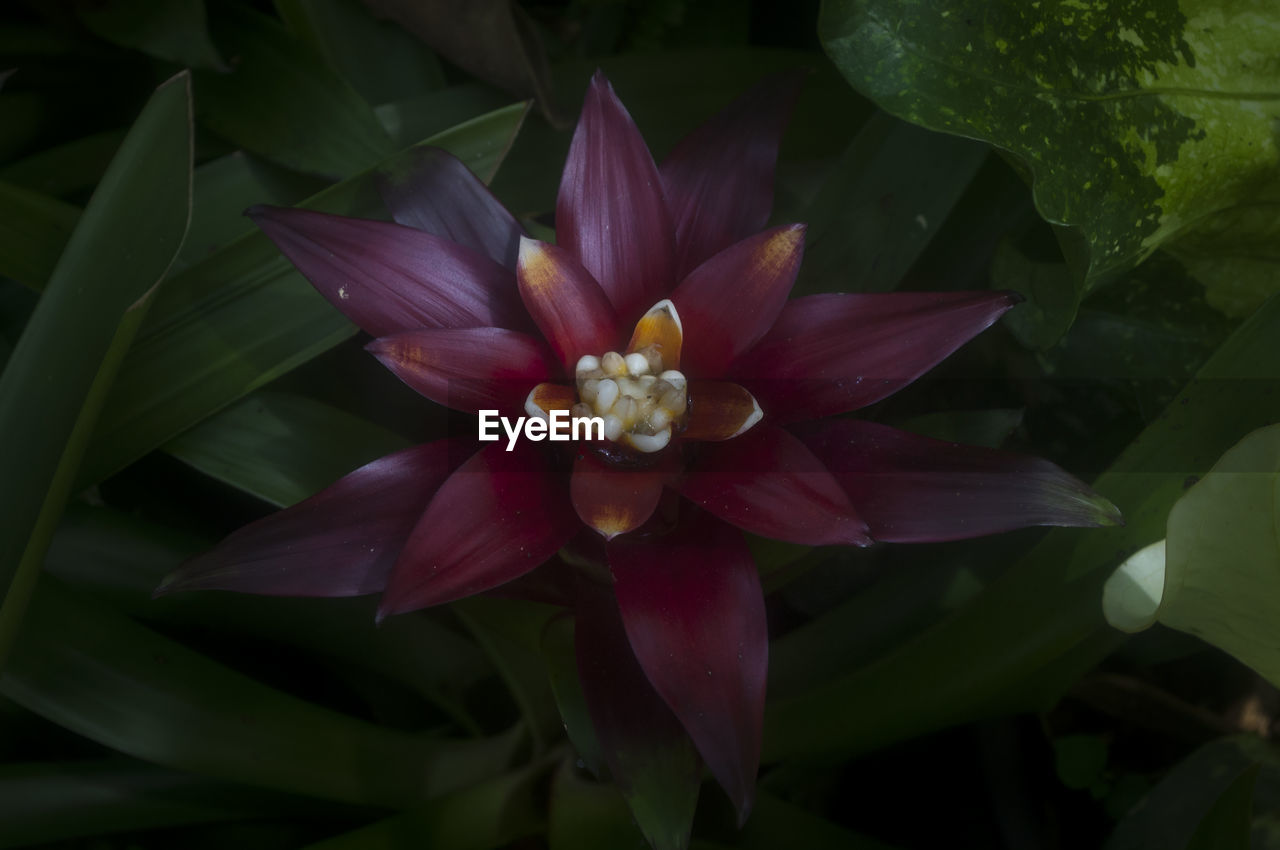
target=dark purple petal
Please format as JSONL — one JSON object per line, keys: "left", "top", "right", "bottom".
{"left": 734, "top": 291, "right": 1020, "bottom": 422}
{"left": 795, "top": 419, "right": 1123, "bottom": 542}
{"left": 661, "top": 72, "right": 802, "bottom": 278}
{"left": 574, "top": 581, "right": 701, "bottom": 847}
{"left": 570, "top": 450, "right": 671, "bottom": 540}
{"left": 367, "top": 327, "right": 556, "bottom": 416}
{"left": 678, "top": 425, "right": 871, "bottom": 546}
{"left": 156, "top": 440, "right": 470, "bottom": 598}
{"left": 517, "top": 237, "right": 620, "bottom": 371}
{"left": 556, "top": 71, "right": 675, "bottom": 323}
{"left": 248, "top": 205, "right": 528, "bottom": 337}
{"left": 609, "top": 511, "right": 768, "bottom": 824}
{"left": 376, "top": 146, "right": 524, "bottom": 269}
{"left": 672, "top": 225, "right": 805, "bottom": 377}
{"left": 378, "top": 441, "right": 577, "bottom": 616}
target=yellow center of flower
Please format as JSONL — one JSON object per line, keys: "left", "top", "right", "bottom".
{"left": 572, "top": 347, "right": 687, "bottom": 454}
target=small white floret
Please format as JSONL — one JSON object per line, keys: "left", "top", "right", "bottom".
{"left": 625, "top": 352, "right": 650, "bottom": 376}
{"left": 594, "top": 379, "right": 619, "bottom": 415}
{"left": 626, "top": 429, "right": 672, "bottom": 453}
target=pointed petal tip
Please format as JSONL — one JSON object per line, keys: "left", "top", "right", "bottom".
{"left": 734, "top": 786, "right": 757, "bottom": 828}
{"left": 1002, "top": 289, "right": 1027, "bottom": 307}
{"left": 516, "top": 233, "right": 540, "bottom": 259}
{"left": 732, "top": 394, "right": 763, "bottom": 439}
{"left": 1092, "top": 495, "right": 1125, "bottom": 528}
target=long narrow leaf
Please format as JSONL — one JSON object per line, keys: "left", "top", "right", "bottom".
{"left": 78, "top": 102, "right": 528, "bottom": 487}
{"left": 0, "top": 181, "right": 79, "bottom": 292}
{"left": 0, "top": 759, "right": 323, "bottom": 849}
{"left": 1, "top": 577, "right": 522, "bottom": 808}
{"left": 0, "top": 72, "right": 193, "bottom": 665}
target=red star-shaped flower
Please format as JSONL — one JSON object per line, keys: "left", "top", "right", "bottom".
{"left": 160, "top": 71, "right": 1120, "bottom": 843}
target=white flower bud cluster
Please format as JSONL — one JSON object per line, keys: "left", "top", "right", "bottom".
{"left": 574, "top": 345, "right": 687, "bottom": 453}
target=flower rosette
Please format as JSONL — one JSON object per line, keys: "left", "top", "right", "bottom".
{"left": 159, "top": 70, "right": 1120, "bottom": 845}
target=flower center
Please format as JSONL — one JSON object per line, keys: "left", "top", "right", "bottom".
{"left": 572, "top": 347, "right": 687, "bottom": 454}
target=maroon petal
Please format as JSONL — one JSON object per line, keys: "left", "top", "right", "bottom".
{"left": 248, "top": 205, "right": 527, "bottom": 338}
{"left": 575, "top": 581, "right": 701, "bottom": 847}
{"left": 156, "top": 440, "right": 470, "bottom": 598}
{"left": 678, "top": 425, "right": 871, "bottom": 546}
{"left": 378, "top": 441, "right": 577, "bottom": 616}
{"left": 795, "top": 419, "right": 1123, "bottom": 542}
{"left": 556, "top": 71, "right": 675, "bottom": 323}
{"left": 570, "top": 450, "right": 671, "bottom": 540}
{"left": 609, "top": 511, "right": 768, "bottom": 823}
{"left": 734, "top": 291, "right": 1020, "bottom": 422}
{"left": 661, "top": 72, "right": 802, "bottom": 278}
{"left": 375, "top": 146, "right": 524, "bottom": 269}
{"left": 517, "top": 238, "right": 619, "bottom": 371}
{"left": 673, "top": 225, "right": 805, "bottom": 377}
{"left": 367, "top": 327, "right": 556, "bottom": 415}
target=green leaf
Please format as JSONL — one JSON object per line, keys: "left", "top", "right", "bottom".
{"left": 0, "top": 181, "right": 79, "bottom": 292}
{"left": 0, "top": 91, "right": 48, "bottom": 163}
{"left": 0, "top": 72, "right": 192, "bottom": 666}
{"left": 0, "top": 577, "right": 522, "bottom": 808}
{"left": 1053, "top": 734, "right": 1110, "bottom": 792}
{"left": 549, "top": 760, "right": 649, "bottom": 850}
{"left": 990, "top": 243, "right": 1080, "bottom": 350}
{"left": 0, "top": 129, "right": 125, "bottom": 198}
{"left": 1104, "top": 423, "right": 1280, "bottom": 687}
{"left": 820, "top": 0, "right": 1280, "bottom": 317}
{"left": 77, "top": 0, "right": 227, "bottom": 71}
{"left": 454, "top": 597, "right": 563, "bottom": 753}
{"left": 0, "top": 759, "right": 314, "bottom": 848}
{"left": 375, "top": 84, "right": 519, "bottom": 150}
{"left": 765, "top": 293, "right": 1280, "bottom": 761}
{"left": 274, "top": 0, "right": 446, "bottom": 106}
{"left": 768, "top": 551, "right": 998, "bottom": 701}
{"left": 540, "top": 614, "right": 605, "bottom": 776}
{"left": 895, "top": 408, "right": 1023, "bottom": 449}
{"left": 165, "top": 391, "right": 409, "bottom": 508}
{"left": 194, "top": 3, "right": 393, "bottom": 179}
{"left": 731, "top": 792, "right": 903, "bottom": 850}
{"left": 1107, "top": 735, "right": 1274, "bottom": 850}
{"left": 795, "top": 111, "right": 988, "bottom": 295}
{"left": 1185, "top": 763, "right": 1259, "bottom": 850}
{"left": 78, "top": 102, "right": 528, "bottom": 488}
{"left": 299, "top": 758, "right": 551, "bottom": 850}
{"left": 176, "top": 152, "right": 328, "bottom": 273}
{"left": 47, "top": 503, "right": 489, "bottom": 734}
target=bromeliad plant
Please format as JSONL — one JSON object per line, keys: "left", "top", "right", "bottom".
{"left": 160, "top": 71, "right": 1120, "bottom": 842}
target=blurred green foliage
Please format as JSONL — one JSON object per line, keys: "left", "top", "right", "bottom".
{"left": 1, "top": 1, "right": 1278, "bottom": 848}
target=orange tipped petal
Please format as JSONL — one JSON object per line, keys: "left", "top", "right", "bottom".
{"left": 517, "top": 237, "right": 619, "bottom": 371}
{"left": 571, "top": 450, "right": 672, "bottom": 540}
{"left": 626, "top": 299, "right": 684, "bottom": 370}
{"left": 525, "top": 382, "right": 577, "bottom": 418}
{"left": 682, "top": 381, "right": 763, "bottom": 441}
{"left": 672, "top": 224, "right": 805, "bottom": 378}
